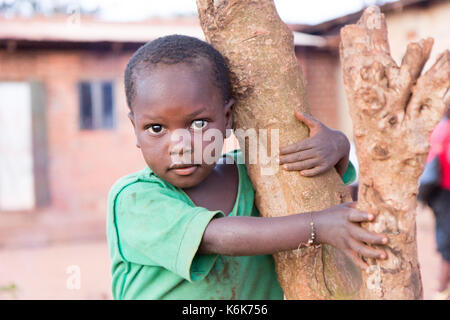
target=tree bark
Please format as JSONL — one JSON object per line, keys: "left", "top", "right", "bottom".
{"left": 196, "top": 0, "right": 362, "bottom": 299}
{"left": 340, "top": 6, "right": 450, "bottom": 299}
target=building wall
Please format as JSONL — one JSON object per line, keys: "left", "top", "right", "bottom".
{"left": 0, "top": 48, "right": 145, "bottom": 247}
{"left": 295, "top": 47, "right": 341, "bottom": 130}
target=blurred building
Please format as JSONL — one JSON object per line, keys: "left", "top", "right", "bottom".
{"left": 0, "top": 16, "right": 205, "bottom": 247}
{"left": 0, "top": 0, "right": 448, "bottom": 247}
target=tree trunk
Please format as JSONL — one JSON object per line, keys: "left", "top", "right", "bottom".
{"left": 196, "top": 0, "right": 362, "bottom": 299}
{"left": 340, "top": 6, "right": 450, "bottom": 299}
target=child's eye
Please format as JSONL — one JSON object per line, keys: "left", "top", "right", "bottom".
{"left": 147, "top": 124, "right": 165, "bottom": 135}
{"left": 190, "top": 120, "right": 208, "bottom": 130}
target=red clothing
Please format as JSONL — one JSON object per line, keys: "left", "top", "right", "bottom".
{"left": 427, "top": 118, "right": 450, "bottom": 190}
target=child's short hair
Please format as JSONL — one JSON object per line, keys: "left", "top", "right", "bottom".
{"left": 124, "top": 34, "right": 231, "bottom": 110}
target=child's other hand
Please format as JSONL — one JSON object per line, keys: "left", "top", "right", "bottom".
{"left": 314, "top": 202, "right": 389, "bottom": 270}
{"left": 278, "top": 111, "right": 350, "bottom": 176}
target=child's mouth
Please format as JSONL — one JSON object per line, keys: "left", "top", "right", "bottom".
{"left": 169, "top": 164, "right": 199, "bottom": 176}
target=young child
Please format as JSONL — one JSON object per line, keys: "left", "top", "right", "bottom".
{"left": 107, "top": 35, "right": 389, "bottom": 300}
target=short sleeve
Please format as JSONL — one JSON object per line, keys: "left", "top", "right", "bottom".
{"left": 114, "top": 182, "right": 225, "bottom": 282}
{"left": 342, "top": 161, "right": 357, "bottom": 186}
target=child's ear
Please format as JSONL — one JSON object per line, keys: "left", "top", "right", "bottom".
{"left": 128, "top": 111, "right": 141, "bottom": 149}
{"left": 224, "top": 98, "right": 235, "bottom": 130}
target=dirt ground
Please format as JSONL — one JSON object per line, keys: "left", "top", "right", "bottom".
{"left": 0, "top": 205, "right": 442, "bottom": 300}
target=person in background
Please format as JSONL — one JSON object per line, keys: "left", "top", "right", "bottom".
{"left": 424, "top": 106, "right": 450, "bottom": 299}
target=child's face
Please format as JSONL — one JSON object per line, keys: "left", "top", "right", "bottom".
{"left": 129, "top": 62, "right": 233, "bottom": 188}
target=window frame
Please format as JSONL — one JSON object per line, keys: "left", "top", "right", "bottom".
{"left": 78, "top": 80, "right": 116, "bottom": 130}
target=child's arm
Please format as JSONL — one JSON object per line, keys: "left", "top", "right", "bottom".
{"left": 278, "top": 111, "right": 350, "bottom": 177}
{"left": 199, "top": 202, "right": 388, "bottom": 270}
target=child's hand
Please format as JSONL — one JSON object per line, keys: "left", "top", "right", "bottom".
{"left": 314, "top": 202, "right": 389, "bottom": 270}
{"left": 278, "top": 111, "right": 350, "bottom": 176}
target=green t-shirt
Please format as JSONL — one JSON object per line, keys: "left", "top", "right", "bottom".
{"left": 106, "top": 149, "right": 356, "bottom": 300}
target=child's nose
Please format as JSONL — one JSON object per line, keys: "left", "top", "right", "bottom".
{"left": 168, "top": 129, "right": 194, "bottom": 158}
{"left": 169, "top": 145, "right": 192, "bottom": 156}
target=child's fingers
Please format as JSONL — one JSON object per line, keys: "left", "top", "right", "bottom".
{"left": 349, "top": 224, "right": 389, "bottom": 246}
{"left": 343, "top": 249, "right": 369, "bottom": 270}
{"left": 299, "top": 165, "right": 328, "bottom": 177}
{"left": 346, "top": 207, "right": 374, "bottom": 223}
{"left": 279, "top": 149, "right": 316, "bottom": 164}
{"left": 282, "top": 158, "right": 319, "bottom": 171}
{"left": 347, "top": 237, "right": 387, "bottom": 260}
{"left": 279, "top": 140, "right": 313, "bottom": 155}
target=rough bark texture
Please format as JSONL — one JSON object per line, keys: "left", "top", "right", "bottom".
{"left": 340, "top": 6, "right": 450, "bottom": 299}
{"left": 196, "top": 0, "right": 362, "bottom": 299}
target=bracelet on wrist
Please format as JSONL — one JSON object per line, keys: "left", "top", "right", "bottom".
{"left": 297, "top": 212, "right": 321, "bottom": 252}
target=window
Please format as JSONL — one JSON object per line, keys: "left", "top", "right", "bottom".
{"left": 78, "top": 81, "right": 115, "bottom": 130}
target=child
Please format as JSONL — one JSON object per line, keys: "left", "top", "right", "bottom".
{"left": 107, "top": 35, "right": 389, "bottom": 300}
